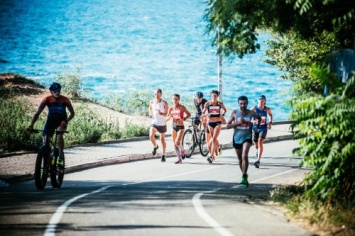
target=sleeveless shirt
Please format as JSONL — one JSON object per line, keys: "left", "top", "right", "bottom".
{"left": 233, "top": 109, "right": 253, "bottom": 144}
{"left": 152, "top": 99, "right": 166, "bottom": 126}
{"left": 253, "top": 105, "right": 268, "bottom": 131}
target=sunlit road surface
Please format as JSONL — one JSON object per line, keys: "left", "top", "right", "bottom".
{"left": 0, "top": 140, "right": 311, "bottom": 236}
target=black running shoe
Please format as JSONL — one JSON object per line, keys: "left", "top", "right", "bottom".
{"left": 161, "top": 155, "right": 166, "bottom": 162}
{"left": 207, "top": 156, "right": 213, "bottom": 163}
{"left": 152, "top": 145, "right": 159, "bottom": 155}
{"left": 253, "top": 161, "right": 260, "bottom": 169}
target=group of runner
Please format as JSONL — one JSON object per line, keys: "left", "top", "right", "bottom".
{"left": 27, "top": 83, "right": 273, "bottom": 188}
{"left": 148, "top": 88, "right": 273, "bottom": 187}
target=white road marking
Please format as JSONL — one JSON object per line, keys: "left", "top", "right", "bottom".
{"left": 192, "top": 168, "right": 299, "bottom": 236}
{"left": 44, "top": 165, "right": 221, "bottom": 236}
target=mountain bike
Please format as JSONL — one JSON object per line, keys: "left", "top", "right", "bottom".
{"left": 182, "top": 117, "right": 209, "bottom": 158}
{"left": 30, "top": 129, "right": 68, "bottom": 190}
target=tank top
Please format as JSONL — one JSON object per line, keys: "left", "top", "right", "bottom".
{"left": 253, "top": 105, "right": 268, "bottom": 131}
{"left": 171, "top": 105, "right": 184, "bottom": 120}
{"left": 151, "top": 99, "right": 166, "bottom": 126}
{"left": 207, "top": 102, "right": 221, "bottom": 117}
{"left": 233, "top": 109, "right": 253, "bottom": 144}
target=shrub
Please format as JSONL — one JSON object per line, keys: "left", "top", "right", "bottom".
{"left": 55, "top": 67, "right": 92, "bottom": 99}
{"left": 293, "top": 70, "right": 355, "bottom": 206}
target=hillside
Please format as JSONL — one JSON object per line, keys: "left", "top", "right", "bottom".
{"left": 0, "top": 73, "right": 152, "bottom": 128}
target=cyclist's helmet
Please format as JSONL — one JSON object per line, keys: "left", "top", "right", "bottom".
{"left": 49, "top": 82, "right": 61, "bottom": 93}
{"left": 195, "top": 91, "right": 203, "bottom": 98}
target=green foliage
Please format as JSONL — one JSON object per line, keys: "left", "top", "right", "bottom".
{"left": 0, "top": 96, "right": 151, "bottom": 153}
{"left": 204, "top": 0, "right": 355, "bottom": 60}
{"left": 293, "top": 72, "right": 355, "bottom": 205}
{"left": 64, "top": 104, "right": 122, "bottom": 145}
{"left": 121, "top": 121, "right": 149, "bottom": 139}
{"left": 265, "top": 31, "right": 340, "bottom": 96}
{"left": 100, "top": 89, "right": 195, "bottom": 116}
{"left": 0, "top": 94, "right": 44, "bottom": 152}
{"left": 55, "top": 67, "right": 92, "bottom": 99}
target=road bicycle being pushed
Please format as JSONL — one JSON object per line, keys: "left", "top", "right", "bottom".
{"left": 29, "top": 129, "right": 68, "bottom": 190}
{"left": 182, "top": 117, "right": 209, "bottom": 158}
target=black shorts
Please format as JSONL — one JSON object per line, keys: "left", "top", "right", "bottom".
{"left": 233, "top": 139, "right": 252, "bottom": 149}
{"left": 193, "top": 117, "right": 201, "bottom": 126}
{"left": 151, "top": 124, "right": 167, "bottom": 133}
{"left": 253, "top": 130, "right": 268, "bottom": 142}
{"left": 207, "top": 121, "right": 222, "bottom": 128}
{"left": 43, "top": 115, "right": 67, "bottom": 137}
{"left": 172, "top": 125, "right": 185, "bottom": 132}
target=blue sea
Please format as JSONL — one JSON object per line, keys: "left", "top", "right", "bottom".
{"left": 0, "top": 0, "right": 292, "bottom": 121}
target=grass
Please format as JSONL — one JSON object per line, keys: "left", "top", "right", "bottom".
{"left": 0, "top": 87, "right": 149, "bottom": 154}
{"left": 271, "top": 185, "right": 355, "bottom": 235}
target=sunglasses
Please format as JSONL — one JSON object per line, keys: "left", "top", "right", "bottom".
{"left": 52, "top": 89, "right": 61, "bottom": 94}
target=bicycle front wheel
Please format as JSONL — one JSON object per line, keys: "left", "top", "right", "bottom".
{"left": 50, "top": 149, "right": 65, "bottom": 189}
{"left": 199, "top": 130, "right": 209, "bottom": 156}
{"left": 182, "top": 129, "right": 195, "bottom": 158}
{"left": 35, "top": 146, "right": 49, "bottom": 190}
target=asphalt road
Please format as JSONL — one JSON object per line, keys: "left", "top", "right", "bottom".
{"left": 0, "top": 140, "right": 311, "bottom": 236}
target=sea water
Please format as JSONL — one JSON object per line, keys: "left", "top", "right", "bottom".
{"left": 0, "top": 0, "right": 292, "bottom": 121}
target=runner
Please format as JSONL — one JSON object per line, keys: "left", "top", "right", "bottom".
{"left": 202, "top": 90, "right": 227, "bottom": 163}
{"left": 194, "top": 91, "right": 222, "bottom": 157}
{"left": 226, "top": 95, "right": 261, "bottom": 188}
{"left": 149, "top": 88, "right": 169, "bottom": 162}
{"left": 166, "top": 94, "right": 191, "bottom": 164}
{"left": 251, "top": 95, "right": 273, "bottom": 168}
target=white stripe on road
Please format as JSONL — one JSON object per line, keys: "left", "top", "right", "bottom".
{"left": 44, "top": 185, "right": 112, "bottom": 236}
{"left": 44, "top": 165, "right": 221, "bottom": 236}
{"left": 45, "top": 166, "right": 299, "bottom": 236}
{"left": 192, "top": 168, "right": 299, "bottom": 236}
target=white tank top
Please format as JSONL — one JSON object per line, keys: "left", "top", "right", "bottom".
{"left": 152, "top": 99, "right": 166, "bottom": 126}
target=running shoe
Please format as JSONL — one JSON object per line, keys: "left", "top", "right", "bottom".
{"left": 207, "top": 156, "right": 213, "bottom": 163}
{"left": 152, "top": 145, "right": 159, "bottom": 155}
{"left": 253, "top": 161, "right": 260, "bottom": 169}
{"left": 181, "top": 151, "right": 186, "bottom": 160}
{"left": 218, "top": 145, "right": 222, "bottom": 156}
{"left": 175, "top": 158, "right": 182, "bottom": 164}
{"left": 161, "top": 155, "right": 166, "bottom": 162}
{"left": 240, "top": 175, "right": 249, "bottom": 188}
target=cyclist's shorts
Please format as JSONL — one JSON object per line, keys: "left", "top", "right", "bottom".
{"left": 43, "top": 114, "right": 67, "bottom": 137}
{"left": 193, "top": 117, "right": 201, "bottom": 126}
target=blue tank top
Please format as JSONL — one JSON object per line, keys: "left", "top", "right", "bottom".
{"left": 253, "top": 105, "right": 268, "bottom": 131}
{"left": 233, "top": 109, "right": 253, "bottom": 144}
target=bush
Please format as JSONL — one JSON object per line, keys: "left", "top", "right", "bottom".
{"left": 293, "top": 71, "right": 355, "bottom": 206}
{"left": 0, "top": 92, "right": 44, "bottom": 153}
{"left": 55, "top": 67, "right": 92, "bottom": 99}
{"left": 65, "top": 104, "right": 121, "bottom": 145}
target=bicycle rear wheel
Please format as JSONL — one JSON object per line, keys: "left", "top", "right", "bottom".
{"left": 50, "top": 148, "right": 65, "bottom": 189}
{"left": 35, "top": 146, "right": 50, "bottom": 190}
{"left": 182, "top": 129, "right": 195, "bottom": 158}
{"left": 199, "top": 130, "right": 209, "bottom": 156}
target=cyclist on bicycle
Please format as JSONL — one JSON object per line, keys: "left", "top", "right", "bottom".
{"left": 193, "top": 91, "right": 207, "bottom": 129}
{"left": 27, "top": 82, "right": 75, "bottom": 166}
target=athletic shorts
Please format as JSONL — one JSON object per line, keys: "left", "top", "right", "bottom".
{"left": 172, "top": 125, "right": 185, "bottom": 132}
{"left": 253, "top": 130, "right": 268, "bottom": 142}
{"left": 233, "top": 139, "right": 252, "bottom": 150}
{"left": 193, "top": 117, "right": 201, "bottom": 126}
{"left": 151, "top": 124, "right": 167, "bottom": 133}
{"left": 207, "top": 121, "right": 222, "bottom": 128}
{"left": 43, "top": 114, "right": 67, "bottom": 137}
